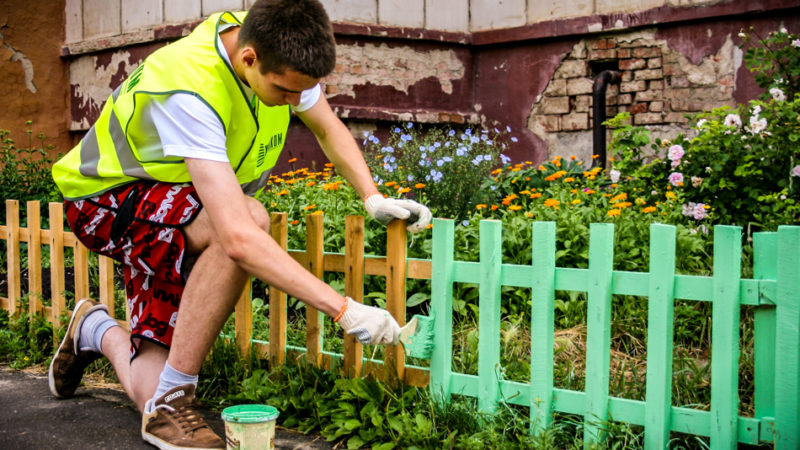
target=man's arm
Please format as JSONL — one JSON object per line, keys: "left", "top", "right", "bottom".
{"left": 184, "top": 157, "right": 345, "bottom": 317}
{"left": 297, "top": 94, "right": 432, "bottom": 232}
{"left": 296, "top": 94, "right": 379, "bottom": 201}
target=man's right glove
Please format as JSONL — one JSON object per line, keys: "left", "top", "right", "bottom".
{"left": 363, "top": 193, "right": 432, "bottom": 233}
{"left": 335, "top": 297, "right": 401, "bottom": 345}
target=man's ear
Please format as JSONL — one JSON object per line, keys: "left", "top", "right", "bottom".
{"left": 241, "top": 46, "right": 257, "bottom": 68}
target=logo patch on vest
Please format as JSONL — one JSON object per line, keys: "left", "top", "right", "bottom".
{"left": 257, "top": 133, "right": 284, "bottom": 167}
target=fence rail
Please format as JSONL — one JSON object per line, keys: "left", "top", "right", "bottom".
{"left": 1, "top": 200, "right": 798, "bottom": 448}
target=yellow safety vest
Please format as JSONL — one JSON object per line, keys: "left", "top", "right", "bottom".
{"left": 53, "top": 11, "right": 290, "bottom": 200}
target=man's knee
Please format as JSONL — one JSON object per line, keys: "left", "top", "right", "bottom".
{"left": 245, "top": 197, "right": 270, "bottom": 233}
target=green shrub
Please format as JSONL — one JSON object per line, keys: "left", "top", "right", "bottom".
{"left": 0, "top": 122, "right": 62, "bottom": 221}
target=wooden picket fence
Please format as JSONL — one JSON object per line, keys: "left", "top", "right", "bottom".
{"left": 1, "top": 199, "right": 798, "bottom": 448}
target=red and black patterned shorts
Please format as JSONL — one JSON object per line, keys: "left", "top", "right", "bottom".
{"left": 65, "top": 181, "right": 202, "bottom": 358}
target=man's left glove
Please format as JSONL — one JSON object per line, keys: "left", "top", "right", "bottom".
{"left": 363, "top": 193, "right": 432, "bottom": 233}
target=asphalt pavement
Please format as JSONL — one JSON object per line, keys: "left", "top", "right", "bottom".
{"left": 0, "top": 365, "right": 333, "bottom": 449}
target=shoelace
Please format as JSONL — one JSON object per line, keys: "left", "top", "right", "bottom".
{"left": 157, "top": 402, "right": 209, "bottom": 434}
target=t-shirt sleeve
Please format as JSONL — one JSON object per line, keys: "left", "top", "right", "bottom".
{"left": 150, "top": 93, "right": 230, "bottom": 162}
{"left": 290, "top": 83, "right": 322, "bottom": 113}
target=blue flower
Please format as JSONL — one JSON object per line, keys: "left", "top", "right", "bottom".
{"left": 401, "top": 134, "right": 412, "bottom": 142}
{"left": 465, "top": 129, "right": 473, "bottom": 136}
{"left": 434, "top": 141, "right": 442, "bottom": 148}
{"left": 429, "top": 169, "right": 443, "bottom": 183}
{"left": 482, "top": 154, "right": 492, "bottom": 161}
{"left": 374, "top": 175, "right": 383, "bottom": 184}
{"left": 394, "top": 127, "right": 401, "bottom": 133}
{"left": 471, "top": 157, "right": 481, "bottom": 166}
{"left": 407, "top": 174, "right": 415, "bottom": 182}
{"left": 500, "top": 154, "right": 511, "bottom": 164}
{"left": 406, "top": 122, "right": 414, "bottom": 129}
{"left": 506, "top": 125, "right": 512, "bottom": 133}
{"left": 419, "top": 145, "right": 427, "bottom": 152}
{"left": 448, "top": 130, "right": 456, "bottom": 137}
{"left": 445, "top": 141, "right": 451, "bottom": 147}
{"left": 461, "top": 220, "right": 470, "bottom": 227}
{"left": 369, "top": 135, "right": 380, "bottom": 144}
{"left": 470, "top": 136, "right": 479, "bottom": 144}
{"left": 363, "top": 131, "right": 370, "bottom": 137}
{"left": 511, "top": 137, "right": 519, "bottom": 143}
{"left": 456, "top": 146, "right": 467, "bottom": 156}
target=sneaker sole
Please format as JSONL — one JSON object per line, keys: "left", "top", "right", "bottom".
{"left": 48, "top": 298, "right": 106, "bottom": 398}
{"left": 142, "top": 431, "right": 223, "bottom": 450}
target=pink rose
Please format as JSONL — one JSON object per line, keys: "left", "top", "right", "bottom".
{"left": 668, "top": 172, "right": 684, "bottom": 187}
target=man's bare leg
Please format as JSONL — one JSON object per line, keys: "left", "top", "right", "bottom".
{"left": 101, "top": 327, "right": 168, "bottom": 412}
{"left": 164, "top": 197, "right": 265, "bottom": 375}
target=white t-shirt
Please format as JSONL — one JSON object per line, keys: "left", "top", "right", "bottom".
{"left": 137, "top": 24, "right": 321, "bottom": 164}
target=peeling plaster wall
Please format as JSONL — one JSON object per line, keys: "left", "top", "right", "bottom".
{"left": 0, "top": 0, "right": 70, "bottom": 157}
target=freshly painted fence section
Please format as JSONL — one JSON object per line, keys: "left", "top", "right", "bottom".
{"left": 1, "top": 200, "right": 798, "bottom": 447}
{"left": 426, "top": 218, "right": 799, "bottom": 449}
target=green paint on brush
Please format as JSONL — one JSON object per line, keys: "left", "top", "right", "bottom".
{"left": 399, "top": 314, "right": 435, "bottom": 359}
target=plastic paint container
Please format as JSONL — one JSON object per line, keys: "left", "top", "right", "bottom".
{"left": 221, "top": 404, "right": 280, "bottom": 450}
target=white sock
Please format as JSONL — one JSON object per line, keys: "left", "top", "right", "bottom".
{"left": 150, "top": 361, "right": 198, "bottom": 409}
{"left": 77, "top": 308, "right": 119, "bottom": 354}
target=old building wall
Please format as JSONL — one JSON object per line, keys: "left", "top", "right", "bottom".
{"left": 12, "top": 0, "right": 800, "bottom": 170}
{"left": 0, "top": 0, "right": 71, "bottom": 157}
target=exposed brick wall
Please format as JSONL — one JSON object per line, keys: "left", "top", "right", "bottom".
{"left": 531, "top": 29, "right": 737, "bottom": 135}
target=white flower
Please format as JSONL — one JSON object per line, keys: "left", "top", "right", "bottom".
{"left": 696, "top": 119, "right": 707, "bottom": 128}
{"left": 691, "top": 176, "right": 703, "bottom": 187}
{"left": 770, "top": 87, "right": 786, "bottom": 102}
{"left": 749, "top": 115, "right": 768, "bottom": 134}
{"left": 609, "top": 169, "right": 621, "bottom": 183}
{"left": 792, "top": 165, "right": 800, "bottom": 177}
{"left": 738, "top": 31, "right": 747, "bottom": 38}
{"left": 724, "top": 113, "right": 742, "bottom": 128}
{"left": 793, "top": 39, "right": 800, "bottom": 48}
{"left": 780, "top": 27, "right": 788, "bottom": 34}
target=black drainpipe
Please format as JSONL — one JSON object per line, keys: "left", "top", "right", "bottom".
{"left": 592, "top": 70, "right": 622, "bottom": 169}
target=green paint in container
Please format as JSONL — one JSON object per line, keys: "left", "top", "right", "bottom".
{"left": 221, "top": 404, "right": 280, "bottom": 450}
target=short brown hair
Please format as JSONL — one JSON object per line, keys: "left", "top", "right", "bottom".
{"left": 238, "top": 0, "right": 336, "bottom": 78}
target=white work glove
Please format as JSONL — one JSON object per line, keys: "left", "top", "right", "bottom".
{"left": 336, "top": 297, "right": 401, "bottom": 345}
{"left": 363, "top": 193, "right": 432, "bottom": 233}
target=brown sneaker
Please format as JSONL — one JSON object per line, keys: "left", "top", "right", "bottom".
{"left": 141, "top": 384, "right": 225, "bottom": 449}
{"left": 48, "top": 298, "right": 107, "bottom": 398}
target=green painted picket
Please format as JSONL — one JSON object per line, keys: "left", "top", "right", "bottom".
{"left": 428, "top": 218, "right": 799, "bottom": 449}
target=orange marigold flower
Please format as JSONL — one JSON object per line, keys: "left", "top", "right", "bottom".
{"left": 415, "top": 183, "right": 426, "bottom": 189}
{"left": 476, "top": 204, "right": 487, "bottom": 209}
{"left": 276, "top": 189, "right": 289, "bottom": 196}
{"left": 385, "top": 181, "right": 397, "bottom": 187}
{"left": 571, "top": 199, "right": 581, "bottom": 205}
{"left": 285, "top": 179, "right": 297, "bottom": 185}
{"left": 544, "top": 199, "right": 560, "bottom": 208}
{"left": 610, "top": 193, "right": 628, "bottom": 203}
{"left": 585, "top": 189, "right": 596, "bottom": 194}
{"left": 287, "top": 158, "right": 298, "bottom": 163}
{"left": 426, "top": 223, "right": 433, "bottom": 230}
{"left": 290, "top": 220, "right": 299, "bottom": 225}
{"left": 616, "top": 202, "right": 633, "bottom": 208}
{"left": 306, "top": 181, "right": 316, "bottom": 187}
{"left": 324, "top": 163, "right": 334, "bottom": 168}
{"left": 592, "top": 154, "right": 600, "bottom": 159}
{"left": 530, "top": 192, "right": 542, "bottom": 199}
{"left": 642, "top": 206, "right": 657, "bottom": 213}
{"left": 398, "top": 187, "right": 411, "bottom": 194}
{"left": 312, "top": 210, "right": 324, "bottom": 215}
{"left": 607, "top": 209, "right": 621, "bottom": 217}
{"left": 303, "top": 204, "right": 316, "bottom": 210}
{"left": 570, "top": 155, "right": 577, "bottom": 160}
{"left": 491, "top": 168, "right": 503, "bottom": 175}
{"left": 525, "top": 161, "right": 533, "bottom": 165}
{"left": 491, "top": 205, "right": 499, "bottom": 210}
{"left": 525, "top": 212, "right": 534, "bottom": 218}
{"left": 323, "top": 182, "right": 341, "bottom": 190}
{"left": 509, "top": 204, "right": 522, "bottom": 211}
{"left": 564, "top": 177, "right": 575, "bottom": 182}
